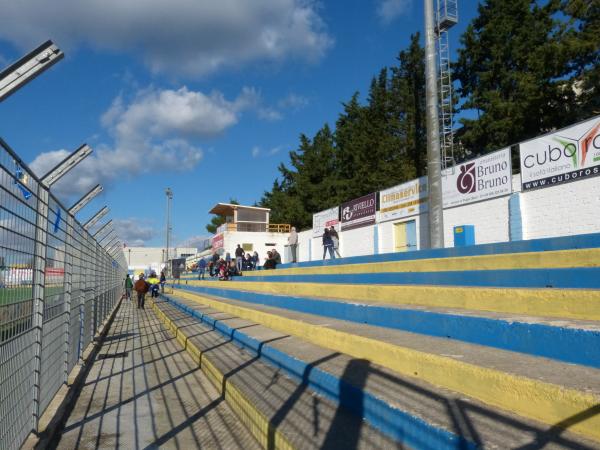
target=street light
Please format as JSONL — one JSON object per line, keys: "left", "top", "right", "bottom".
{"left": 165, "top": 187, "right": 173, "bottom": 275}
{"left": 0, "top": 40, "right": 64, "bottom": 102}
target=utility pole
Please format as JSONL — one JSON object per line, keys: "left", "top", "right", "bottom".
{"left": 165, "top": 188, "right": 173, "bottom": 276}
{"left": 424, "top": 0, "right": 444, "bottom": 248}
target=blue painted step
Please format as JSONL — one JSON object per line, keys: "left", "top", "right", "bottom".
{"left": 173, "top": 284, "right": 600, "bottom": 369}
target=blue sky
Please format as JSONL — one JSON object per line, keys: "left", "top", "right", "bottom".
{"left": 0, "top": 0, "right": 478, "bottom": 249}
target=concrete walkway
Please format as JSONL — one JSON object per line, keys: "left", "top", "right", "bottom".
{"left": 55, "top": 299, "right": 260, "bottom": 450}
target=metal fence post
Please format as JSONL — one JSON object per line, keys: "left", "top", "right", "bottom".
{"left": 63, "top": 214, "right": 73, "bottom": 382}
{"left": 31, "top": 185, "right": 49, "bottom": 431}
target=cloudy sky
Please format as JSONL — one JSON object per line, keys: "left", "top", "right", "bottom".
{"left": 0, "top": 0, "right": 476, "bottom": 249}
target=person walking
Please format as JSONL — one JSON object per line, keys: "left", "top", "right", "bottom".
{"left": 198, "top": 258, "right": 207, "bottom": 280}
{"left": 133, "top": 274, "right": 149, "bottom": 309}
{"left": 329, "top": 226, "right": 342, "bottom": 258}
{"left": 322, "top": 228, "right": 335, "bottom": 260}
{"left": 147, "top": 272, "right": 160, "bottom": 298}
{"left": 235, "top": 244, "right": 244, "bottom": 273}
{"left": 124, "top": 274, "right": 133, "bottom": 300}
{"left": 288, "top": 226, "right": 298, "bottom": 263}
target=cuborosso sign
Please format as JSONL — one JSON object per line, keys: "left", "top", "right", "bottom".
{"left": 442, "top": 148, "right": 512, "bottom": 208}
{"left": 341, "top": 193, "right": 376, "bottom": 231}
{"left": 520, "top": 116, "right": 600, "bottom": 191}
{"left": 379, "top": 176, "right": 428, "bottom": 222}
{"left": 312, "top": 206, "right": 339, "bottom": 237}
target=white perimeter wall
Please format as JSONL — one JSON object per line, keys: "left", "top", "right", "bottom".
{"left": 293, "top": 174, "right": 600, "bottom": 262}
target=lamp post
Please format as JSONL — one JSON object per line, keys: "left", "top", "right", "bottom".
{"left": 165, "top": 188, "right": 173, "bottom": 276}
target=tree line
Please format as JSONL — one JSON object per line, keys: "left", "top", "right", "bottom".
{"left": 257, "top": 0, "right": 598, "bottom": 230}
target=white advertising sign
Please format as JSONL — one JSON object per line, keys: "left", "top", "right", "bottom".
{"left": 379, "top": 177, "right": 428, "bottom": 222}
{"left": 442, "top": 148, "right": 512, "bottom": 208}
{"left": 520, "top": 116, "right": 600, "bottom": 190}
{"left": 312, "top": 206, "right": 339, "bottom": 237}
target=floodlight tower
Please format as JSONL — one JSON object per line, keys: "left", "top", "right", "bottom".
{"left": 165, "top": 187, "right": 173, "bottom": 274}
{"left": 436, "top": 0, "right": 458, "bottom": 168}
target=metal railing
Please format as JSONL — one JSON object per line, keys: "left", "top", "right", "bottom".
{"left": 0, "top": 138, "right": 126, "bottom": 450}
{"left": 216, "top": 222, "right": 291, "bottom": 233}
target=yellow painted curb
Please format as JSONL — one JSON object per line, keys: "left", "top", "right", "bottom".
{"left": 205, "top": 248, "right": 600, "bottom": 277}
{"left": 172, "top": 289, "right": 600, "bottom": 443}
{"left": 183, "top": 280, "right": 600, "bottom": 321}
{"left": 151, "top": 300, "right": 295, "bottom": 450}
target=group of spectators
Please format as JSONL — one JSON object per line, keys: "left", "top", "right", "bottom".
{"left": 124, "top": 271, "right": 166, "bottom": 309}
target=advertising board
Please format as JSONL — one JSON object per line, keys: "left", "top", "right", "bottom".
{"left": 341, "top": 193, "right": 377, "bottom": 231}
{"left": 442, "top": 148, "right": 512, "bottom": 208}
{"left": 212, "top": 233, "right": 224, "bottom": 250}
{"left": 379, "top": 177, "right": 428, "bottom": 222}
{"left": 520, "top": 116, "right": 600, "bottom": 190}
{"left": 312, "top": 206, "right": 339, "bottom": 237}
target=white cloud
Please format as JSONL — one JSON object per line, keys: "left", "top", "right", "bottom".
{"left": 278, "top": 93, "right": 309, "bottom": 110}
{"left": 376, "top": 0, "right": 411, "bottom": 23}
{"left": 30, "top": 86, "right": 267, "bottom": 199}
{"left": 113, "top": 218, "right": 156, "bottom": 247}
{"left": 0, "top": 0, "right": 333, "bottom": 77}
{"left": 251, "top": 145, "right": 283, "bottom": 158}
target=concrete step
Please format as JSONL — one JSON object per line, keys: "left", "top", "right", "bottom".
{"left": 167, "top": 287, "right": 600, "bottom": 443}
{"left": 216, "top": 267, "right": 600, "bottom": 289}
{"left": 151, "top": 299, "right": 400, "bottom": 450}
{"left": 158, "top": 292, "right": 600, "bottom": 449}
{"left": 171, "top": 283, "right": 600, "bottom": 368}
{"left": 177, "top": 279, "right": 600, "bottom": 321}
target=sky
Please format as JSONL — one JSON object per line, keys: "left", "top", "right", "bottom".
{"left": 0, "top": 0, "right": 478, "bottom": 250}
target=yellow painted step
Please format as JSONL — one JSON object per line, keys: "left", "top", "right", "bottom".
{"left": 171, "top": 288, "right": 600, "bottom": 443}
{"left": 183, "top": 279, "right": 600, "bottom": 321}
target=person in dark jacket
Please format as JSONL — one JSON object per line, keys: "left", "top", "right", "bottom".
{"left": 271, "top": 248, "right": 282, "bottom": 265}
{"left": 329, "top": 226, "right": 342, "bottom": 258}
{"left": 159, "top": 271, "right": 166, "bottom": 293}
{"left": 235, "top": 244, "right": 244, "bottom": 273}
{"left": 133, "top": 274, "right": 149, "bottom": 309}
{"left": 322, "top": 228, "right": 335, "bottom": 260}
{"left": 198, "top": 258, "right": 207, "bottom": 280}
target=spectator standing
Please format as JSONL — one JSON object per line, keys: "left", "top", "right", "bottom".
{"left": 159, "top": 271, "right": 166, "bottom": 293}
{"left": 198, "top": 258, "right": 207, "bottom": 280}
{"left": 288, "top": 227, "right": 298, "bottom": 263}
{"left": 235, "top": 244, "right": 244, "bottom": 273}
{"left": 329, "top": 226, "right": 342, "bottom": 258}
{"left": 322, "top": 228, "right": 335, "bottom": 260}
{"left": 124, "top": 274, "right": 133, "bottom": 300}
{"left": 133, "top": 274, "right": 149, "bottom": 309}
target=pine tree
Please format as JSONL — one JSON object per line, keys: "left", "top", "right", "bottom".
{"left": 453, "top": 0, "right": 580, "bottom": 154}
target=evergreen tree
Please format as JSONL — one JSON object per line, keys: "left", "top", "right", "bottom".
{"left": 453, "top": 0, "right": 579, "bottom": 154}
{"left": 390, "top": 32, "right": 427, "bottom": 178}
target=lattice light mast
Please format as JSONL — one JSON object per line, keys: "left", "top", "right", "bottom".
{"left": 436, "top": 0, "right": 458, "bottom": 169}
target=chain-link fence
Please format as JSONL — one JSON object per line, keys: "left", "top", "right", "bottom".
{"left": 0, "top": 138, "right": 126, "bottom": 450}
